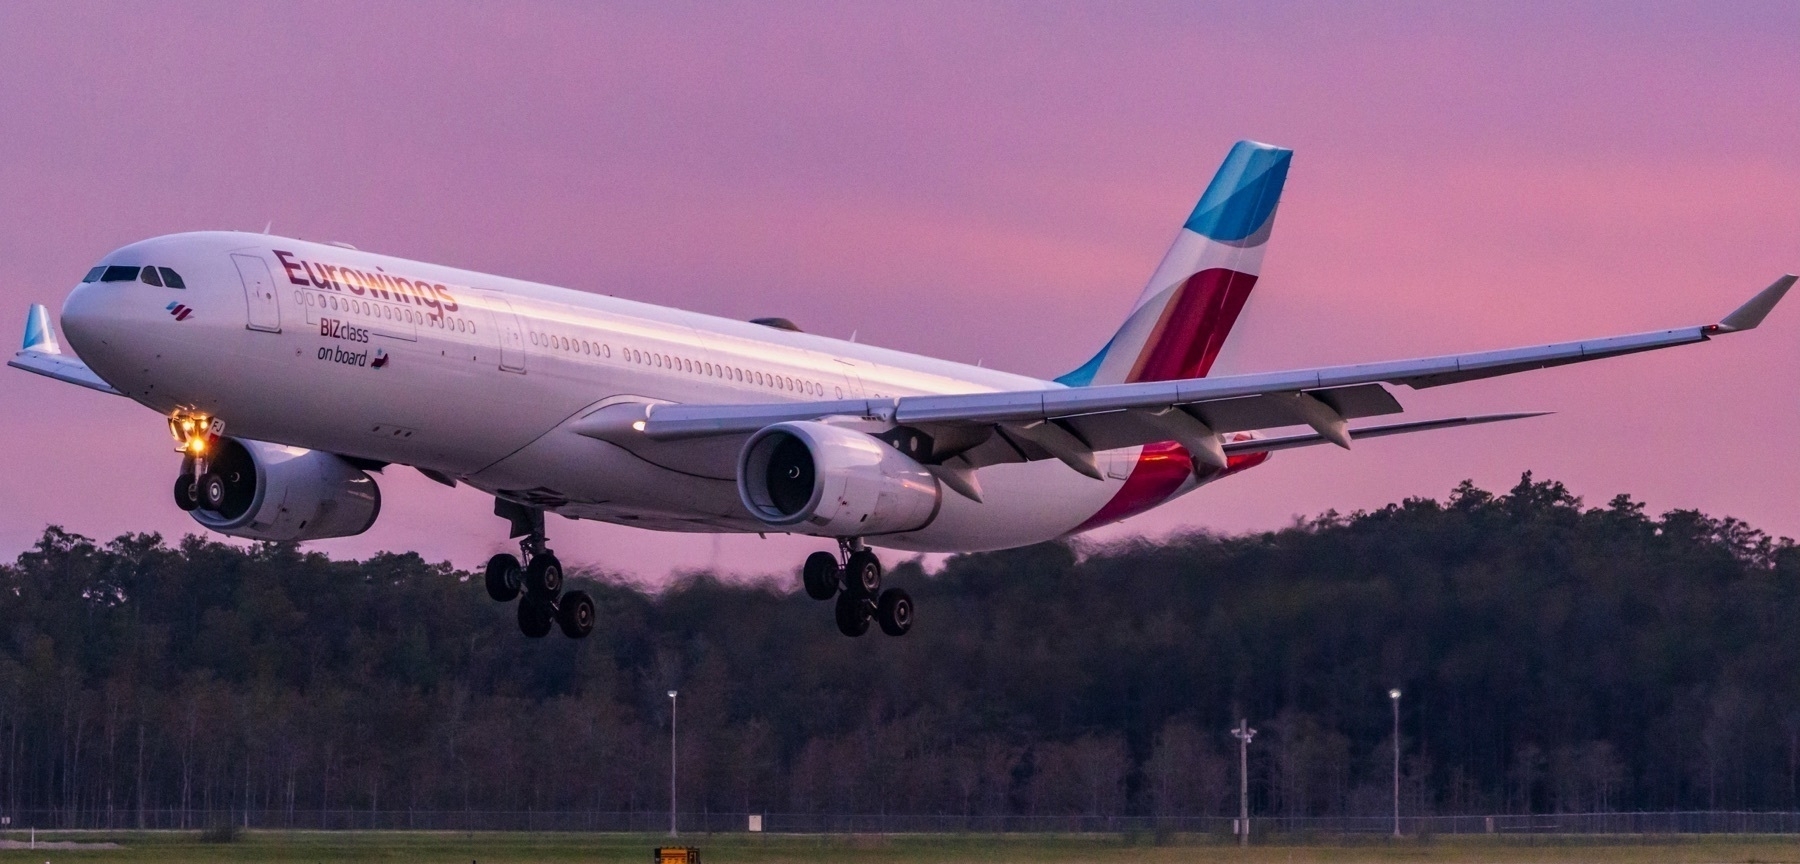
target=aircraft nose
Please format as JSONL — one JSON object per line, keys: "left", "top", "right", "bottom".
{"left": 59, "top": 281, "right": 109, "bottom": 352}
{"left": 57, "top": 279, "right": 139, "bottom": 364}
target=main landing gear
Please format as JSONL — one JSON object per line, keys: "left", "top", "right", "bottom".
{"left": 485, "top": 499, "right": 594, "bottom": 639}
{"left": 803, "top": 539, "right": 912, "bottom": 638}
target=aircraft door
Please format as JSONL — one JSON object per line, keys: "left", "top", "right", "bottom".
{"left": 232, "top": 253, "right": 281, "bottom": 333}
{"left": 479, "top": 291, "right": 526, "bottom": 373}
{"left": 834, "top": 359, "right": 867, "bottom": 398}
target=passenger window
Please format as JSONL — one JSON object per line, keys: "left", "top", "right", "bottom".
{"left": 157, "top": 267, "right": 185, "bottom": 289}
{"left": 100, "top": 265, "right": 140, "bottom": 282}
{"left": 140, "top": 266, "right": 163, "bottom": 287}
{"left": 82, "top": 266, "right": 105, "bottom": 283}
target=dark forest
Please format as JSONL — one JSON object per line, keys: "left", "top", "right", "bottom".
{"left": 4, "top": 473, "right": 1798, "bottom": 826}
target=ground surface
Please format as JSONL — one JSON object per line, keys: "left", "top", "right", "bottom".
{"left": 1, "top": 832, "right": 1798, "bottom": 863}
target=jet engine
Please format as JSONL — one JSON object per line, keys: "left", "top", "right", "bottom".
{"left": 189, "top": 438, "right": 381, "bottom": 541}
{"left": 738, "top": 421, "right": 940, "bottom": 535}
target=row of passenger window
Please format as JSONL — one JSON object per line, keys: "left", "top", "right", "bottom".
{"left": 82, "top": 265, "right": 186, "bottom": 289}
{"left": 620, "top": 345, "right": 832, "bottom": 397}
{"left": 533, "top": 330, "right": 609, "bottom": 358}
{"left": 296, "top": 290, "right": 478, "bottom": 334}
{"left": 528, "top": 329, "right": 835, "bottom": 397}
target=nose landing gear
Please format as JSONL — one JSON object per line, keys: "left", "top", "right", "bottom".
{"left": 168, "top": 411, "right": 235, "bottom": 514}
{"left": 487, "top": 499, "right": 593, "bottom": 639}
{"left": 806, "top": 539, "right": 912, "bottom": 638}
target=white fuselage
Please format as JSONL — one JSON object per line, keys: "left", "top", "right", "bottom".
{"left": 60, "top": 232, "right": 1234, "bottom": 551}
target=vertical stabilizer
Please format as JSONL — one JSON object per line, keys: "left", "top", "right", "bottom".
{"left": 1059, "top": 140, "right": 1290, "bottom": 386}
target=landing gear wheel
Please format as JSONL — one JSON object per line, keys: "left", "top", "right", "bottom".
{"left": 843, "top": 550, "right": 882, "bottom": 598}
{"left": 802, "top": 551, "right": 841, "bottom": 600}
{"left": 199, "top": 472, "right": 228, "bottom": 511}
{"left": 876, "top": 588, "right": 913, "bottom": 637}
{"left": 557, "top": 590, "right": 596, "bottom": 639}
{"left": 173, "top": 474, "right": 200, "bottom": 512}
{"left": 834, "top": 592, "right": 872, "bottom": 638}
{"left": 517, "top": 595, "right": 555, "bottom": 638}
{"left": 484, "top": 553, "right": 522, "bottom": 602}
{"left": 525, "top": 553, "right": 563, "bottom": 599}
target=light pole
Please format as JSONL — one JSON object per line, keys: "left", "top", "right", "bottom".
{"left": 1230, "top": 719, "right": 1256, "bottom": 847}
{"left": 1388, "top": 688, "right": 1401, "bottom": 838}
{"left": 669, "top": 691, "right": 680, "bottom": 838}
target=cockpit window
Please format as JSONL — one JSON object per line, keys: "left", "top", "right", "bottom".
{"left": 82, "top": 266, "right": 105, "bottom": 283}
{"left": 139, "top": 266, "right": 164, "bottom": 287}
{"left": 100, "top": 265, "right": 140, "bottom": 282}
{"left": 158, "top": 267, "right": 186, "bottom": 289}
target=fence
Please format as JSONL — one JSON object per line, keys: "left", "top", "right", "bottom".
{"left": 7, "top": 809, "right": 1800, "bottom": 835}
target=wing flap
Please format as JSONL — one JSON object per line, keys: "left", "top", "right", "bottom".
{"left": 1225, "top": 412, "right": 1551, "bottom": 454}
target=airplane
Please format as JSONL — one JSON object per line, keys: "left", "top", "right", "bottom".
{"left": 10, "top": 141, "right": 1793, "bottom": 641}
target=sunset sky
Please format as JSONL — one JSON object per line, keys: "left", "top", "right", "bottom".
{"left": 1, "top": 2, "right": 1796, "bottom": 581}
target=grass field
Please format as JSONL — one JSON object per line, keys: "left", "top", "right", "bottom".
{"left": 2, "top": 832, "right": 1799, "bottom": 864}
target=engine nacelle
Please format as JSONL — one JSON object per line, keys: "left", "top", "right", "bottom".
{"left": 738, "top": 421, "right": 940, "bottom": 535}
{"left": 190, "top": 438, "right": 381, "bottom": 541}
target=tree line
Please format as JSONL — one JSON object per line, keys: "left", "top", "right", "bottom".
{"left": 2, "top": 472, "right": 1798, "bottom": 827}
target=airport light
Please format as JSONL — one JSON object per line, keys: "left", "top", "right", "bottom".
{"left": 1389, "top": 688, "right": 1401, "bottom": 838}
{"left": 1230, "top": 719, "right": 1256, "bottom": 847}
{"left": 668, "top": 690, "right": 678, "bottom": 838}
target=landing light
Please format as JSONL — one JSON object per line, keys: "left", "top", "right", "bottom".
{"left": 632, "top": 420, "right": 647, "bottom": 432}
{"left": 167, "top": 411, "right": 219, "bottom": 457}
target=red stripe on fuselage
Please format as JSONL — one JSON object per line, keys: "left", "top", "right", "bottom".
{"left": 1071, "top": 443, "right": 1270, "bottom": 534}
{"left": 1129, "top": 268, "right": 1258, "bottom": 382}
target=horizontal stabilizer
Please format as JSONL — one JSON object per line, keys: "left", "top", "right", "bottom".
{"left": 1224, "top": 412, "right": 1551, "bottom": 455}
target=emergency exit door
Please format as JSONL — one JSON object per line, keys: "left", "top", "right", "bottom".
{"left": 232, "top": 254, "right": 281, "bottom": 333}
{"left": 478, "top": 291, "right": 526, "bottom": 373}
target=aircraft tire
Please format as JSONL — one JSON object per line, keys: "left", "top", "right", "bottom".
{"left": 557, "top": 589, "right": 596, "bottom": 639}
{"left": 484, "top": 553, "right": 522, "bottom": 602}
{"left": 173, "top": 474, "right": 200, "bottom": 512}
{"left": 525, "top": 553, "right": 563, "bottom": 599}
{"left": 802, "top": 551, "right": 840, "bottom": 600}
{"left": 876, "top": 588, "right": 913, "bottom": 637}
{"left": 834, "top": 592, "right": 871, "bottom": 638}
{"left": 844, "top": 550, "right": 882, "bottom": 599}
{"left": 199, "top": 472, "right": 228, "bottom": 511}
{"left": 517, "top": 595, "right": 555, "bottom": 638}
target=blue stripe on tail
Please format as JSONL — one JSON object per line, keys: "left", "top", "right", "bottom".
{"left": 1182, "top": 141, "right": 1291, "bottom": 243}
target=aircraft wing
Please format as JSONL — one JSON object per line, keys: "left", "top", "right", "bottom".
{"left": 7, "top": 304, "right": 121, "bottom": 396}
{"left": 600, "top": 274, "right": 1793, "bottom": 480}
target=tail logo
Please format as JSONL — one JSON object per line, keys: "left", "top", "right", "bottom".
{"left": 165, "top": 302, "right": 192, "bottom": 321}
{"left": 1058, "top": 140, "right": 1291, "bottom": 387}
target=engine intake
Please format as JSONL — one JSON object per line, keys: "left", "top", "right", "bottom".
{"left": 190, "top": 438, "right": 381, "bottom": 541}
{"left": 738, "top": 421, "right": 940, "bottom": 535}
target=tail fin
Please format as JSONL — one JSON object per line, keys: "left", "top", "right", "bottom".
{"left": 1058, "top": 140, "right": 1290, "bottom": 386}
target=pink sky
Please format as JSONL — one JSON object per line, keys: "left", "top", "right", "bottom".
{"left": 1, "top": 2, "right": 1796, "bottom": 581}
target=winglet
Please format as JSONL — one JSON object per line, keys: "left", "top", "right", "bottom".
{"left": 1716, "top": 274, "right": 1795, "bottom": 333}
{"left": 21, "top": 304, "right": 60, "bottom": 354}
